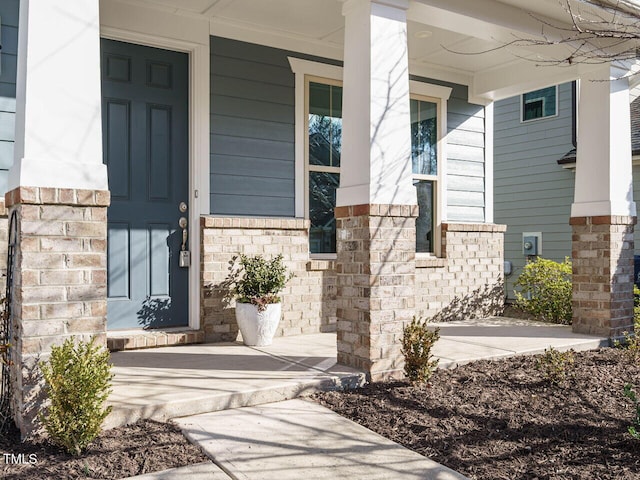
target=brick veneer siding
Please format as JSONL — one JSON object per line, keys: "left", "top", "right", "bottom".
{"left": 334, "top": 204, "right": 418, "bottom": 382}
{"left": 570, "top": 215, "right": 636, "bottom": 339}
{"left": 200, "top": 216, "right": 337, "bottom": 343}
{"left": 5, "top": 187, "right": 109, "bottom": 437}
{"left": 415, "top": 223, "right": 507, "bottom": 321}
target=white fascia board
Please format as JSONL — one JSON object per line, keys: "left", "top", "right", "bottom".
{"left": 470, "top": 60, "right": 602, "bottom": 103}
{"left": 409, "top": 0, "right": 571, "bottom": 45}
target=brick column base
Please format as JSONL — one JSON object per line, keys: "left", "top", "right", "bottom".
{"left": 5, "top": 187, "right": 109, "bottom": 437}
{"left": 570, "top": 215, "right": 636, "bottom": 339}
{"left": 335, "top": 204, "right": 418, "bottom": 382}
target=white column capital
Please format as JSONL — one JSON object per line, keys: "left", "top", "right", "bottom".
{"left": 9, "top": 0, "right": 107, "bottom": 192}
{"left": 571, "top": 63, "right": 636, "bottom": 218}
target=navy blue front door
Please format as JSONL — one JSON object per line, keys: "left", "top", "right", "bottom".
{"left": 101, "top": 39, "right": 189, "bottom": 330}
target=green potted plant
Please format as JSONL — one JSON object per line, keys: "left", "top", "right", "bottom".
{"left": 226, "top": 253, "right": 293, "bottom": 346}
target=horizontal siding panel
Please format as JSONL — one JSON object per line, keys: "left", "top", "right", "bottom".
{"left": 211, "top": 155, "right": 294, "bottom": 179}
{"left": 211, "top": 56, "right": 294, "bottom": 87}
{"left": 448, "top": 174, "right": 484, "bottom": 192}
{"left": 211, "top": 115, "right": 293, "bottom": 142}
{"left": 0, "top": 112, "right": 15, "bottom": 142}
{"left": 448, "top": 98, "right": 484, "bottom": 118}
{"left": 448, "top": 206, "right": 485, "bottom": 222}
{"left": 495, "top": 170, "right": 576, "bottom": 185}
{"left": 0, "top": 96, "right": 16, "bottom": 114}
{"left": 494, "top": 142, "right": 572, "bottom": 158}
{"left": 1, "top": 26, "right": 18, "bottom": 55}
{"left": 212, "top": 75, "right": 294, "bottom": 106}
{"left": 212, "top": 174, "right": 294, "bottom": 198}
{"left": 211, "top": 95, "right": 294, "bottom": 124}
{"left": 447, "top": 129, "right": 483, "bottom": 148}
{"left": 447, "top": 143, "right": 484, "bottom": 163}
{"left": 448, "top": 190, "right": 484, "bottom": 207}
{"left": 447, "top": 159, "right": 484, "bottom": 177}
{"left": 0, "top": 1, "right": 19, "bottom": 26}
{"left": 0, "top": 141, "right": 13, "bottom": 169}
{"left": 210, "top": 133, "right": 293, "bottom": 160}
{"left": 0, "top": 55, "right": 17, "bottom": 86}
{"left": 210, "top": 194, "right": 294, "bottom": 217}
{"left": 448, "top": 113, "right": 484, "bottom": 133}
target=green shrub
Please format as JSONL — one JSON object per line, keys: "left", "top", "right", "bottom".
{"left": 226, "top": 254, "right": 294, "bottom": 311}
{"left": 536, "top": 347, "right": 575, "bottom": 386}
{"left": 39, "top": 337, "right": 113, "bottom": 455}
{"left": 623, "top": 384, "right": 640, "bottom": 440}
{"left": 401, "top": 318, "right": 440, "bottom": 384}
{"left": 514, "top": 257, "right": 572, "bottom": 324}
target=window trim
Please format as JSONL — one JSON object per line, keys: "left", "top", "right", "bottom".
{"left": 410, "top": 92, "right": 445, "bottom": 256}
{"left": 520, "top": 85, "right": 558, "bottom": 123}
{"left": 289, "top": 58, "right": 342, "bottom": 218}
{"left": 306, "top": 76, "right": 343, "bottom": 255}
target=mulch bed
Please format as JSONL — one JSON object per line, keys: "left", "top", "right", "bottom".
{"left": 0, "top": 420, "right": 210, "bottom": 479}
{"left": 315, "top": 348, "right": 640, "bottom": 480}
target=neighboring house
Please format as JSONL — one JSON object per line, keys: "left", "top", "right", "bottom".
{"left": 0, "top": 0, "right": 637, "bottom": 437}
{"left": 495, "top": 84, "right": 640, "bottom": 299}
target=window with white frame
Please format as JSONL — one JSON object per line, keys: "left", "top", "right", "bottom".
{"left": 411, "top": 97, "right": 439, "bottom": 254}
{"left": 522, "top": 86, "right": 557, "bottom": 122}
{"left": 307, "top": 79, "right": 342, "bottom": 254}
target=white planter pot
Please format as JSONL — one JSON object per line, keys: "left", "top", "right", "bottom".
{"left": 235, "top": 302, "right": 282, "bottom": 346}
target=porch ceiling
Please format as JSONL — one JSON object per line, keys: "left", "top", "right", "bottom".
{"left": 117, "top": 0, "right": 640, "bottom": 102}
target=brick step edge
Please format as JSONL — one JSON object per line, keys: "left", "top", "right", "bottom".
{"left": 107, "top": 330, "right": 204, "bottom": 352}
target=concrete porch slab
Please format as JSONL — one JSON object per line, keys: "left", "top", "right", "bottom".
{"left": 105, "top": 334, "right": 365, "bottom": 430}
{"left": 432, "top": 316, "right": 609, "bottom": 368}
{"left": 106, "top": 319, "right": 608, "bottom": 430}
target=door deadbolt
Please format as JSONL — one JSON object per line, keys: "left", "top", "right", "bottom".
{"left": 179, "top": 202, "right": 188, "bottom": 213}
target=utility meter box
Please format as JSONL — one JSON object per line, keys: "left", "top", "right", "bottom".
{"left": 522, "top": 232, "right": 542, "bottom": 256}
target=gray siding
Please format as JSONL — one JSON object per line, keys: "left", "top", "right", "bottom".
{"left": 210, "top": 37, "right": 487, "bottom": 219}
{"left": 210, "top": 37, "right": 297, "bottom": 217}
{"left": 0, "top": 1, "right": 19, "bottom": 195}
{"left": 494, "top": 83, "right": 575, "bottom": 298}
{"left": 412, "top": 77, "right": 487, "bottom": 222}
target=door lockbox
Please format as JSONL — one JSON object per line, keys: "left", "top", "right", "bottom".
{"left": 179, "top": 250, "right": 191, "bottom": 268}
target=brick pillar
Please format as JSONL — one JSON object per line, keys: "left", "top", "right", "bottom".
{"left": 570, "top": 215, "right": 636, "bottom": 339}
{"left": 5, "top": 187, "right": 109, "bottom": 437}
{"left": 335, "top": 204, "right": 417, "bottom": 381}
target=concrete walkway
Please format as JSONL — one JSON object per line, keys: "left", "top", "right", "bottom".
{"left": 175, "top": 399, "right": 467, "bottom": 480}
{"left": 113, "top": 318, "right": 608, "bottom": 479}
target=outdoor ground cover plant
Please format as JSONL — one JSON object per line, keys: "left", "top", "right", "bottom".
{"left": 315, "top": 347, "right": 640, "bottom": 480}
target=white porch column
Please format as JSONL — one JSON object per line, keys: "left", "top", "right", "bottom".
{"left": 335, "top": 0, "right": 417, "bottom": 381}
{"left": 7, "top": 0, "right": 109, "bottom": 437}
{"left": 336, "top": 0, "right": 415, "bottom": 207}
{"left": 570, "top": 64, "right": 636, "bottom": 339}
{"left": 10, "top": 0, "right": 107, "bottom": 190}
{"left": 572, "top": 65, "right": 635, "bottom": 219}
